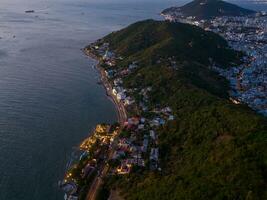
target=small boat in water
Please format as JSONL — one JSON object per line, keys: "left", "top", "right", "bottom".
{"left": 25, "top": 10, "right": 35, "bottom": 13}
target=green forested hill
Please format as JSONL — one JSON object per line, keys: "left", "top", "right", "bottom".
{"left": 104, "top": 19, "right": 241, "bottom": 68}
{"left": 162, "top": 0, "right": 256, "bottom": 20}
{"left": 95, "top": 20, "right": 267, "bottom": 200}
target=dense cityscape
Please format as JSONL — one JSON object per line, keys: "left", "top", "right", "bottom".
{"left": 161, "top": 11, "right": 267, "bottom": 116}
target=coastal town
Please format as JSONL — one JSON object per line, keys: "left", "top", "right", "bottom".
{"left": 91, "top": 41, "right": 176, "bottom": 174}
{"left": 2, "top": 0, "right": 267, "bottom": 199}
{"left": 61, "top": 12, "right": 267, "bottom": 200}
{"left": 60, "top": 2, "right": 267, "bottom": 200}
{"left": 161, "top": 11, "right": 267, "bottom": 116}
{"left": 60, "top": 41, "right": 175, "bottom": 200}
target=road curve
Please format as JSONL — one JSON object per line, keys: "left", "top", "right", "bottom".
{"left": 85, "top": 53, "right": 127, "bottom": 200}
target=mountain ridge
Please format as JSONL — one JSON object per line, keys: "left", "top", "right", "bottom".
{"left": 162, "top": 0, "right": 256, "bottom": 20}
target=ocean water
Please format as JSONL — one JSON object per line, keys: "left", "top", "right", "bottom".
{"left": 0, "top": 0, "right": 266, "bottom": 200}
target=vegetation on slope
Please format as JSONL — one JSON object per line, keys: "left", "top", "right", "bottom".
{"left": 162, "top": 0, "right": 256, "bottom": 20}
{"left": 98, "top": 20, "right": 267, "bottom": 199}
{"left": 104, "top": 20, "right": 242, "bottom": 68}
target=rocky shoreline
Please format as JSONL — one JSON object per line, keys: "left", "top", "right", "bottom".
{"left": 83, "top": 49, "right": 127, "bottom": 125}
{"left": 60, "top": 46, "right": 127, "bottom": 200}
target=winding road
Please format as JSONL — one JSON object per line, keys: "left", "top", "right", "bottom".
{"left": 86, "top": 60, "right": 127, "bottom": 200}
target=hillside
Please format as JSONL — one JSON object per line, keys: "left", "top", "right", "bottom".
{"left": 104, "top": 20, "right": 242, "bottom": 67}
{"left": 90, "top": 20, "right": 267, "bottom": 200}
{"left": 162, "top": 0, "right": 256, "bottom": 20}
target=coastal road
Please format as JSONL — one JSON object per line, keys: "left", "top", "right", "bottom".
{"left": 86, "top": 57, "right": 127, "bottom": 200}
{"left": 98, "top": 66, "right": 127, "bottom": 126}
{"left": 86, "top": 161, "right": 110, "bottom": 200}
{"left": 86, "top": 138, "right": 122, "bottom": 200}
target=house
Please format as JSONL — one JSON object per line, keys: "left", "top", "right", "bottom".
{"left": 82, "top": 164, "right": 95, "bottom": 178}
{"left": 150, "top": 160, "right": 158, "bottom": 171}
{"left": 120, "top": 69, "right": 129, "bottom": 76}
{"left": 112, "top": 86, "right": 124, "bottom": 95}
{"left": 142, "top": 137, "right": 149, "bottom": 152}
{"left": 117, "top": 92, "right": 126, "bottom": 101}
{"left": 112, "top": 88, "right": 118, "bottom": 96}
{"left": 127, "top": 117, "right": 140, "bottom": 126}
{"left": 102, "top": 42, "right": 109, "bottom": 49}
{"left": 113, "top": 150, "right": 126, "bottom": 159}
{"left": 103, "top": 50, "right": 114, "bottom": 60}
{"left": 168, "top": 115, "right": 175, "bottom": 121}
{"left": 150, "top": 130, "right": 156, "bottom": 140}
{"left": 124, "top": 117, "right": 140, "bottom": 130}
{"left": 150, "top": 148, "right": 159, "bottom": 170}
{"left": 124, "top": 97, "right": 135, "bottom": 106}
{"left": 79, "top": 151, "right": 88, "bottom": 161}
{"left": 105, "top": 70, "right": 114, "bottom": 78}
{"left": 106, "top": 60, "right": 116, "bottom": 67}
{"left": 162, "top": 107, "right": 172, "bottom": 113}
{"left": 140, "top": 117, "right": 146, "bottom": 123}
{"left": 65, "top": 195, "right": 78, "bottom": 200}
{"left": 138, "top": 124, "right": 145, "bottom": 130}
{"left": 150, "top": 119, "right": 159, "bottom": 127}
{"left": 118, "top": 138, "right": 131, "bottom": 151}
{"left": 61, "top": 181, "right": 78, "bottom": 195}
{"left": 159, "top": 118, "right": 166, "bottom": 125}
{"left": 130, "top": 145, "right": 138, "bottom": 152}
{"left": 137, "top": 159, "right": 145, "bottom": 167}
{"left": 230, "top": 97, "right": 241, "bottom": 105}
{"left": 117, "top": 160, "right": 132, "bottom": 174}
{"left": 150, "top": 148, "right": 159, "bottom": 161}
{"left": 113, "top": 78, "right": 122, "bottom": 86}
{"left": 128, "top": 63, "right": 138, "bottom": 70}
{"left": 150, "top": 117, "right": 165, "bottom": 127}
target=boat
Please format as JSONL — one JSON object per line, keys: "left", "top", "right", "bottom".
{"left": 25, "top": 10, "right": 35, "bottom": 13}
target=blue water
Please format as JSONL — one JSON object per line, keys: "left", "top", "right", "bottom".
{"left": 0, "top": 0, "right": 266, "bottom": 200}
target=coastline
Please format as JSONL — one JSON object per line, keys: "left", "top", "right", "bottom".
{"left": 61, "top": 13, "right": 267, "bottom": 200}
{"left": 82, "top": 48, "right": 127, "bottom": 200}
{"left": 60, "top": 47, "right": 127, "bottom": 200}
{"left": 83, "top": 49, "right": 127, "bottom": 126}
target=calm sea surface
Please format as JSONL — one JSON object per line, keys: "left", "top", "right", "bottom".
{"left": 0, "top": 0, "right": 266, "bottom": 199}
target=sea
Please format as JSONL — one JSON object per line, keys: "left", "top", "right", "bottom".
{"left": 0, "top": 0, "right": 266, "bottom": 199}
